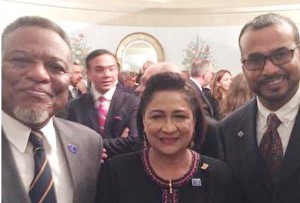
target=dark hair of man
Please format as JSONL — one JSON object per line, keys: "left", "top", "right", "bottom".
{"left": 2, "top": 16, "right": 72, "bottom": 52}
{"left": 85, "top": 49, "right": 117, "bottom": 70}
{"left": 190, "top": 59, "right": 212, "bottom": 77}
{"left": 136, "top": 72, "right": 207, "bottom": 152}
{"left": 238, "top": 13, "right": 300, "bottom": 51}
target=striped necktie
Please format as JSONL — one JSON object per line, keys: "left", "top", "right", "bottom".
{"left": 29, "top": 131, "right": 57, "bottom": 203}
{"left": 98, "top": 96, "right": 108, "bottom": 136}
{"left": 259, "top": 113, "right": 283, "bottom": 178}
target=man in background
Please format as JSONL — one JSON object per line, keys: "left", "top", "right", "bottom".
{"left": 188, "top": 59, "right": 216, "bottom": 119}
{"left": 66, "top": 49, "right": 140, "bottom": 158}
{"left": 68, "top": 61, "right": 87, "bottom": 99}
{"left": 2, "top": 16, "right": 102, "bottom": 203}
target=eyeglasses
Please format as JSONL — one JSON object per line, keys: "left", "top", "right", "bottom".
{"left": 242, "top": 45, "right": 300, "bottom": 71}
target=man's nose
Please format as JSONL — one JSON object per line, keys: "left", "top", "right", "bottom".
{"left": 27, "top": 62, "right": 51, "bottom": 83}
{"left": 262, "top": 58, "right": 281, "bottom": 75}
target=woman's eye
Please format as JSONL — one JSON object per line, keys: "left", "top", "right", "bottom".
{"left": 151, "top": 114, "right": 163, "bottom": 120}
{"left": 175, "top": 114, "right": 187, "bottom": 119}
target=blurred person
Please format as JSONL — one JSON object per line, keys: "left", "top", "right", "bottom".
{"left": 118, "top": 71, "right": 135, "bottom": 88}
{"left": 181, "top": 69, "right": 190, "bottom": 80}
{"left": 96, "top": 72, "right": 237, "bottom": 203}
{"left": 68, "top": 61, "right": 88, "bottom": 99}
{"left": 135, "top": 62, "right": 181, "bottom": 96}
{"left": 2, "top": 16, "right": 102, "bottom": 203}
{"left": 141, "top": 60, "right": 154, "bottom": 73}
{"left": 219, "top": 73, "right": 254, "bottom": 119}
{"left": 66, "top": 49, "right": 140, "bottom": 158}
{"left": 188, "top": 59, "right": 216, "bottom": 119}
{"left": 220, "top": 13, "right": 300, "bottom": 202}
{"left": 136, "top": 60, "right": 155, "bottom": 84}
{"left": 210, "top": 70, "right": 232, "bottom": 120}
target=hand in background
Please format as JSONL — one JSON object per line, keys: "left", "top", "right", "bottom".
{"left": 120, "top": 127, "right": 129, "bottom": 138}
{"left": 101, "top": 148, "right": 108, "bottom": 163}
{"left": 76, "top": 80, "right": 88, "bottom": 94}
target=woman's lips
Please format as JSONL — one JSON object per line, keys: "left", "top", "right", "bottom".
{"left": 159, "top": 137, "right": 179, "bottom": 145}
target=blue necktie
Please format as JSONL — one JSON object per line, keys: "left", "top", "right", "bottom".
{"left": 29, "top": 131, "right": 57, "bottom": 203}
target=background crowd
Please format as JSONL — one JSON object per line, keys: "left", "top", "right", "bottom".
{"left": 2, "top": 12, "right": 300, "bottom": 203}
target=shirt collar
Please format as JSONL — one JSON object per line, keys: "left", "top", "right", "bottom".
{"left": 91, "top": 81, "right": 117, "bottom": 101}
{"left": 2, "top": 111, "right": 56, "bottom": 152}
{"left": 257, "top": 85, "right": 300, "bottom": 128}
{"left": 189, "top": 77, "right": 202, "bottom": 91}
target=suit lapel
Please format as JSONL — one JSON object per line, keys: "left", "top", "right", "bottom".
{"left": 188, "top": 79, "right": 214, "bottom": 117}
{"left": 104, "top": 87, "right": 124, "bottom": 137}
{"left": 53, "top": 118, "right": 81, "bottom": 202}
{"left": 2, "top": 132, "right": 31, "bottom": 203}
{"left": 234, "top": 99, "right": 271, "bottom": 192}
{"left": 85, "top": 93, "right": 100, "bottom": 133}
{"left": 273, "top": 108, "right": 300, "bottom": 194}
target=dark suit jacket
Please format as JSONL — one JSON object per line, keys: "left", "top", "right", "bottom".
{"left": 96, "top": 151, "right": 238, "bottom": 203}
{"left": 219, "top": 98, "right": 300, "bottom": 203}
{"left": 66, "top": 86, "right": 140, "bottom": 157}
{"left": 2, "top": 117, "right": 103, "bottom": 203}
{"left": 55, "top": 88, "right": 83, "bottom": 119}
{"left": 188, "top": 79, "right": 215, "bottom": 119}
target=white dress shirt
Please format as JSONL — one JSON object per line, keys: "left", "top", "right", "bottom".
{"left": 2, "top": 111, "right": 73, "bottom": 203}
{"left": 90, "top": 82, "right": 117, "bottom": 110}
{"left": 189, "top": 77, "right": 203, "bottom": 91}
{"left": 256, "top": 86, "right": 300, "bottom": 155}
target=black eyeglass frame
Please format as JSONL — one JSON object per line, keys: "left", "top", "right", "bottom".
{"left": 241, "top": 44, "right": 300, "bottom": 71}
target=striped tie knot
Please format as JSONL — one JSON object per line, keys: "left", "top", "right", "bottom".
{"left": 30, "top": 131, "right": 44, "bottom": 152}
{"left": 29, "top": 130, "right": 57, "bottom": 203}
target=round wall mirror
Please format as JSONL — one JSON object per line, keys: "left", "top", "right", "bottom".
{"left": 116, "top": 32, "right": 164, "bottom": 72}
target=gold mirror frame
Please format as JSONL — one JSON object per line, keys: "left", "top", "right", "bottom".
{"left": 116, "top": 32, "right": 164, "bottom": 71}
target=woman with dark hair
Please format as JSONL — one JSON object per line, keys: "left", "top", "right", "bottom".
{"left": 96, "top": 72, "right": 237, "bottom": 203}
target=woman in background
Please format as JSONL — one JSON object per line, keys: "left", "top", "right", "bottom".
{"left": 210, "top": 69, "right": 232, "bottom": 119}
{"left": 219, "top": 73, "right": 254, "bottom": 119}
{"left": 95, "top": 72, "right": 237, "bottom": 203}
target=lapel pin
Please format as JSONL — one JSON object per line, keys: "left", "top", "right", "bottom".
{"left": 192, "top": 178, "right": 202, "bottom": 187}
{"left": 237, "top": 131, "right": 244, "bottom": 138}
{"left": 68, "top": 144, "right": 78, "bottom": 154}
{"left": 201, "top": 163, "right": 209, "bottom": 170}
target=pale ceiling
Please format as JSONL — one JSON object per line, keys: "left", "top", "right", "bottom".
{"left": 2, "top": 0, "right": 300, "bottom": 26}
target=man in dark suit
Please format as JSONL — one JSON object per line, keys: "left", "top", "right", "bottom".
{"left": 55, "top": 61, "right": 88, "bottom": 119}
{"left": 188, "top": 59, "right": 216, "bottom": 119}
{"left": 66, "top": 49, "right": 140, "bottom": 158}
{"left": 68, "top": 61, "right": 87, "bottom": 100}
{"left": 2, "top": 16, "right": 102, "bottom": 203}
{"left": 220, "top": 13, "right": 300, "bottom": 202}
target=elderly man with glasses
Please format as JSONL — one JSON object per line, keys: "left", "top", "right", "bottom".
{"left": 219, "top": 13, "right": 300, "bottom": 203}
